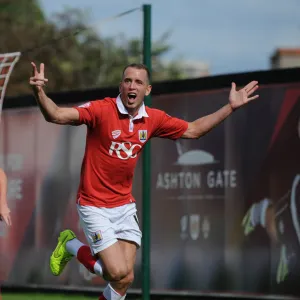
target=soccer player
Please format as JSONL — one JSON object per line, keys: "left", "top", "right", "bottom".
{"left": 29, "top": 61, "right": 259, "bottom": 300}
{"left": 0, "top": 168, "right": 11, "bottom": 226}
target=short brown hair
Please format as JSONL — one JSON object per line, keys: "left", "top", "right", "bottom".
{"left": 122, "top": 63, "right": 151, "bottom": 82}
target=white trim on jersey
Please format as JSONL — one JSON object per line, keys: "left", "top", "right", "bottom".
{"left": 116, "top": 94, "right": 149, "bottom": 132}
{"left": 116, "top": 94, "right": 149, "bottom": 119}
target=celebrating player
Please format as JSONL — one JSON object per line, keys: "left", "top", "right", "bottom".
{"left": 30, "top": 61, "right": 259, "bottom": 300}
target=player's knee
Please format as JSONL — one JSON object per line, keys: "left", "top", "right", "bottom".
{"left": 124, "top": 271, "right": 134, "bottom": 286}
{"left": 106, "top": 266, "right": 128, "bottom": 282}
{"left": 116, "top": 271, "right": 134, "bottom": 290}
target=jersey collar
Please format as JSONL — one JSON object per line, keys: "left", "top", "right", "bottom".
{"left": 116, "top": 94, "right": 149, "bottom": 120}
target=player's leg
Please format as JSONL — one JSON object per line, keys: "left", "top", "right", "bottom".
{"left": 59, "top": 233, "right": 133, "bottom": 300}
{"left": 75, "top": 204, "right": 130, "bottom": 280}
{"left": 99, "top": 203, "right": 141, "bottom": 300}
{"left": 99, "top": 240, "right": 137, "bottom": 299}
{"left": 50, "top": 204, "right": 124, "bottom": 278}
{"left": 77, "top": 203, "right": 140, "bottom": 300}
{"left": 66, "top": 233, "right": 104, "bottom": 276}
{"left": 95, "top": 241, "right": 129, "bottom": 282}
{"left": 49, "top": 229, "right": 106, "bottom": 277}
{"left": 50, "top": 203, "right": 140, "bottom": 300}
{"left": 51, "top": 231, "right": 133, "bottom": 299}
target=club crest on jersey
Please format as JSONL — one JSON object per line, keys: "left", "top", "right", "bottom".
{"left": 138, "top": 130, "right": 147, "bottom": 143}
{"left": 91, "top": 231, "right": 102, "bottom": 243}
{"left": 112, "top": 130, "right": 121, "bottom": 139}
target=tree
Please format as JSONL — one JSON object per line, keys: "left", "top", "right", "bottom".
{"left": 0, "top": 2, "right": 104, "bottom": 96}
{"left": 97, "top": 31, "right": 187, "bottom": 87}
{"left": 0, "top": 2, "right": 185, "bottom": 97}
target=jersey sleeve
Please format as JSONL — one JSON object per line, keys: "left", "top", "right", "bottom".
{"left": 73, "top": 101, "right": 101, "bottom": 128}
{"left": 152, "top": 110, "right": 188, "bottom": 140}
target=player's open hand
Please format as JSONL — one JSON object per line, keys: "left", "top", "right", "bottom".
{"left": 229, "top": 81, "right": 259, "bottom": 110}
{"left": 29, "top": 62, "right": 48, "bottom": 91}
{"left": 0, "top": 205, "right": 11, "bottom": 226}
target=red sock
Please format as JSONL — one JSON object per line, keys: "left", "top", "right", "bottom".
{"left": 99, "top": 294, "right": 106, "bottom": 300}
{"left": 76, "top": 245, "right": 97, "bottom": 274}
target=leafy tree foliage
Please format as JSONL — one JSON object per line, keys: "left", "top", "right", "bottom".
{"left": 0, "top": 0, "right": 185, "bottom": 97}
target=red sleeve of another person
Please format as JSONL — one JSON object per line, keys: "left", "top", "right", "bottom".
{"left": 73, "top": 100, "right": 101, "bottom": 128}
{"left": 152, "top": 109, "right": 188, "bottom": 140}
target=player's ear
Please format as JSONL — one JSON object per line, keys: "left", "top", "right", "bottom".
{"left": 145, "top": 84, "right": 152, "bottom": 96}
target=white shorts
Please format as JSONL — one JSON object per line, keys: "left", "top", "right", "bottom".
{"left": 77, "top": 203, "right": 142, "bottom": 255}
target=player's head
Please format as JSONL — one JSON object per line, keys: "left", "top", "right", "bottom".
{"left": 119, "top": 63, "right": 152, "bottom": 115}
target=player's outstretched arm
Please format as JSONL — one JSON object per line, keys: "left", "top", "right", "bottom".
{"left": 182, "top": 81, "right": 259, "bottom": 139}
{"left": 0, "top": 168, "right": 11, "bottom": 226}
{"left": 29, "top": 62, "right": 79, "bottom": 125}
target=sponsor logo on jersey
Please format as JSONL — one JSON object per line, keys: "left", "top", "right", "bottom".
{"left": 109, "top": 141, "right": 142, "bottom": 160}
{"left": 112, "top": 130, "right": 121, "bottom": 139}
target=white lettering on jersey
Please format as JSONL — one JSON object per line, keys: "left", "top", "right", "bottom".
{"left": 109, "top": 141, "right": 142, "bottom": 160}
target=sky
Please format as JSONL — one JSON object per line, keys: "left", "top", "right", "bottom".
{"left": 39, "top": 0, "right": 300, "bottom": 76}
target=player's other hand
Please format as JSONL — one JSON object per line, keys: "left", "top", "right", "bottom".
{"left": 0, "top": 205, "right": 11, "bottom": 226}
{"left": 29, "top": 62, "right": 48, "bottom": 91}
{"left": 229, "top": 81, "right": 259, "bottom": 110}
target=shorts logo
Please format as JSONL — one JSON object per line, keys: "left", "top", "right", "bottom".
{"left": 91, "top": 231, "right": 102, "bottom": 243}
{"left": 138, "top": 130, "right": 147, "bottom": 143}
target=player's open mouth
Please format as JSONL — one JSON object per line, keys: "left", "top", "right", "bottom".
{"left": 127, "top": 93, "right": 137, "bottom": 103}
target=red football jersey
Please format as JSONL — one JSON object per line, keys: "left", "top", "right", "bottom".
{"left": 74, "top": 96, "right": 188, "bottom": 208}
